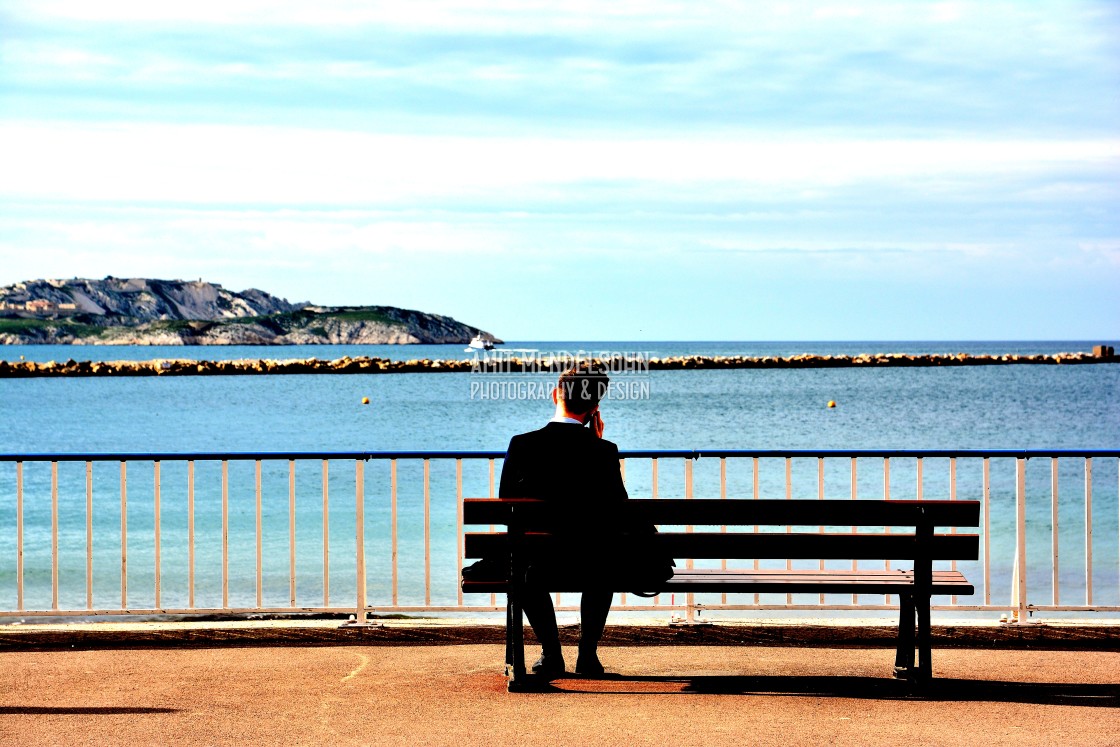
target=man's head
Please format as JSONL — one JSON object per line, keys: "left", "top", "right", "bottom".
{"left": 555, "top": 362, "right": 610, "bottom": 417}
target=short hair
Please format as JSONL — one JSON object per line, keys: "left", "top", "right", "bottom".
{"left": 557, "top": 362, "right": 610, "bottom": 415}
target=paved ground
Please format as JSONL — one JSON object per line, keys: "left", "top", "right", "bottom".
{"left": 2, "top": 642, "right": 1117, "bottom": 746}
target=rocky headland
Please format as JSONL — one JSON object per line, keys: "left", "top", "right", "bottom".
{"left": 0, "top": 277, "right": 500, "bottom": 345}
{"left": 0, "top": 350, "right": 1113, "bottom": 378}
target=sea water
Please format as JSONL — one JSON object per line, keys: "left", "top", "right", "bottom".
{"left": 0, "top": 341, "right": 1117, "bottom": 618}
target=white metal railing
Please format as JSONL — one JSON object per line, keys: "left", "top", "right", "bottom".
{"left": 0, "top": 450, "right": 1117, "bottom": 623}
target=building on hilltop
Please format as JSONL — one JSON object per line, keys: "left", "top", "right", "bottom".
{"left": 0, "top": 300, "right": 77, "bottom": 313}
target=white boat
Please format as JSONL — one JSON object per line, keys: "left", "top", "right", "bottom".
{"left": 467, "top": 334, "right": 494, "bottom": 351}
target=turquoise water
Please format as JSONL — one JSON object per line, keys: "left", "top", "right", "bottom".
{"left": 0, "top": 341, "right": 1117, "bottom": 618}
{"left": 2, "top": 340, "right": 1116, "bottom": 453}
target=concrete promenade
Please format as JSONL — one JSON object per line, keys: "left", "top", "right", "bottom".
{"left": 1, "top": 620, "right": 1118, "bottom": 746}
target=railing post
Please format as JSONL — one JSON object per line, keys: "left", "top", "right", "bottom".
{"left": 819, "top": 457, "right": 826, "bottom": 606}
{"left": 883, "top": 457, "right": 892, "bottom": 605}
{"left": 255, "top": 460, "right": 263, "bottom": 609}
{"left": 752, "top": 455, "right": 760, "bottom": 606}
{"left": 788, "top": 456, "right": 795, "bottom": 607}
{"left": 720, "top": 457, "right": 727, "bottom": 607}
{"left": 355, "top": 459, "right": 367, "bottom": 624}
{"left": 51, "top": 461, "right": 58, "bottom": 612}
{"left": 983, "top": 457, "right": 991, "bottom": 606}
{"left": 121, "top": 460, "right": 128, "bottom": 610}
{"left": 188, "top": 460, "right": 195, "bottom": 610}
{"left": 424, "top": 458, "right": 431, "bottom": 607}
{"left": 652, "top": 457, "right": 660, "bottom": 609}
{"left": 850, "top": 457, "right": 858, "bottom": 605}
{"left": 16, "top": 462, "right": 24, "bottom": 612}
{"left": 289, "top": 460, "right": 297, "bottom": 609}
{"left": 1013, "top": 457, "right": 1028, "bottom": 622}
{"left": 1051, "top": 457, "right": 1059, "bottom": 607}
{"left": 154, "top": 460, "right": 162, "bottom": 610}
{"left": 391, "top": 459, "right": 399, "bottom": 607}
{"left": 221, "top": 460, "right": 228, "bottom": 611}
{"left": 1085, "top": 457, "right": 1094, "bottom": 606}
{"left": 86, "top": 461, "right": 93, "bottom": 610}
{"left": 685, "top": 457, "right": 695, "bottom": 623}
{"left": 322, "top": 459, "right": 330, "bottom": 607}
{"left": 949, "top": 457, "right": 957, "bottom": 606}
{"left": 456, "top": 459, "right": 464, "bottom": 607}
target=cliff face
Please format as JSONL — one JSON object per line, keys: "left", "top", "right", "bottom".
{"left": 0, "top": 278, "right": 500, "bottom": 345}
{"left": 0, "top": 277, "right": 298, "bottom": 322}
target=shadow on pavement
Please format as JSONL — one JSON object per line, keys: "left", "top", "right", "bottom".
{"left": 0, "top": 706, "right": 179, "bottom": 715}
{"left": 540, "top": 675, "right": 1120, "bottom": 706}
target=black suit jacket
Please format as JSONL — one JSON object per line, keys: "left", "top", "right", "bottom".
{"left": 499, "top": 421, "right": 629, "bottom": 536}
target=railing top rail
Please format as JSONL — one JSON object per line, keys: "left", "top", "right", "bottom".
{"left": 0, "top": 448, "right": 1117, "bottom": 462}
{"left": 0, "top": 450, "right": 500, "bottom": 462}
{"left": 692, "top": 448, "right": 1120, "bottom": 459}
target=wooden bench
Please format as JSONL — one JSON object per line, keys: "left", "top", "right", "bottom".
{"left": 462, "top": 497, "right": 980, "bottom": 690}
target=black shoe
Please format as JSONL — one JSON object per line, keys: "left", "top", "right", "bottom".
{"left": 531, "top": 653, "right": 565, "bottom": 678}
{"left": 574, "top": 651, "right": 605, "bottom": 677}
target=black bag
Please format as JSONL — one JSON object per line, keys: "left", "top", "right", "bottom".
{"left": 461, "top": 555, "right": 506, "bottom": 582}
{"left": 618, "top": 527, "right": 675, "bottom": 597}
{"left": 462, "top": 517, "right": 675, "bottom": 594}
{"left": 520, "top": 547, "right": 674, "bottom": 594}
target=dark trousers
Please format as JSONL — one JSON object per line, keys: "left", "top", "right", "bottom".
{"left": 521, "top": 588, "right": 613, "bottom": 654}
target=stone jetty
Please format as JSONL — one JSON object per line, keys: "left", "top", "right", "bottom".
{"left": 0, "top": 350, "right": 1115, "bottom": 378}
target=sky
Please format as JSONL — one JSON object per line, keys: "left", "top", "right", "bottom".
{"left": 0, "top": 1, "right": 1117, "bottom": 341}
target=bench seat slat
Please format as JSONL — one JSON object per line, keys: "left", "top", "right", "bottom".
{"left": 678, "top": 568, "right": 973, "bottom": 582}
{"left": 462, "top": 568, "right": 973, "bottom": 595}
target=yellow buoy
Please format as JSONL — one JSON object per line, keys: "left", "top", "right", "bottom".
{"left": 827, "top": 400, "right": 837, "bottom": 408}
{"left": 361, "top": 396, "right": 370, "bottom": 405}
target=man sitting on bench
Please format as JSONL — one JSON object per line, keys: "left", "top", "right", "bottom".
{"left": 499, "top": 362, "right": 625, "bottom": 678}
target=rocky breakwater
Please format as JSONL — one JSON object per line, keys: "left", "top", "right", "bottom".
{"left": 645, "top": 350, "right": 1116, "bottom": 369}
{"left": 0, "top": 350, "right": 1115, "bottom": 378}
{"left": 0, "top": 357, "right": 478, "bottom": 377}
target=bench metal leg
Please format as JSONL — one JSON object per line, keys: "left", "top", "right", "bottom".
{"left": 893, "top": 593, "right": 915, "bottom": 679}
{"left": 916, "top": 593, "right": 932, "bottom": 685}
{"left": 912, "top": 515, "right": 934, "bottom": 688}
{"left": 894, "top": 592, "right": 932, "bottom": 688}
{"left": 504, "top": 597, "right": 515, "bottom": 670}
{"left": 506, "top": 592, "right": 528, "bottom": 691}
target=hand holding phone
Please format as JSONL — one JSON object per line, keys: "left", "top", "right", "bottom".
{"left": 587, "top": 410, "right": 604, "bottom": 438}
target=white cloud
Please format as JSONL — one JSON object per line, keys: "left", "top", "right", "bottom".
{"left": 0, "top": 0, "right": 1023, "bottom": 31}
{"left": 5, "top": 0, "right": 1115, "bottom": 145}
{"left": 929, "top": 2, "right": 965, "bottom": 23}
{"left": 2, "top": 121, "right": 1115, "bottom": 207}
{"left": 698, "top": 238, "right": 1007, "bottom": 256}
{"left": 1078, "top": 241, "right": 1120, "bottom": 265}
{"left": 4, "top": 0, "right": 712, "bottom": 30}
{"left": 811, "top": 6, "right": 867, "bottom": 20}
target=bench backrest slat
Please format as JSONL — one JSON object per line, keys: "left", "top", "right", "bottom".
{"left": 463, "top": 498, "right": 980, "bottom": 529}
{"left": 464, "top": 531, "right": 979, "bottom": 562}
